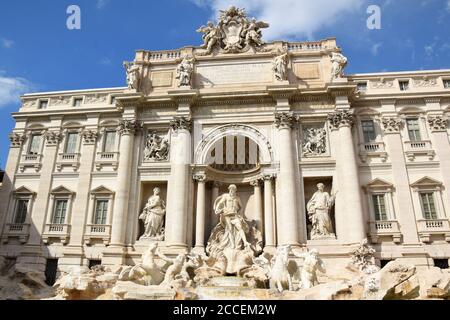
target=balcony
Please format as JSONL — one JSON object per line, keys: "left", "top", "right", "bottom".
{"left": 359, "top": 142, "right": 388, "bottom": 163}
{"left": 1, "top": 223, "right": 30, "bottom": 244}
{"left": 42, "top": 224, "right": 71, "bottom": 244}
{"left": 368, "top": 220, "right": 402, "bottom": 244}
{"left": 56, "top": 153, "right": 81, "bottom": 172}
{"left": 417, "top": 219, "right": 450, "bottom": 243}
{"left": 95, "top": 152, "right": 119, "bottom": 171}
{"left": 404, "top": 140, "right": 435, "bottom": 161}
{"left": 84, "top": 224, "right": 111, "bottom": 245}
{"left": 19, "top": 154, "right": 43, "bottom": 172}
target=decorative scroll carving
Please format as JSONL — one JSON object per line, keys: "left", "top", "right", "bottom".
{"left": 413, "top": 78, "right": 437, "bottom": 87}
{"left": 274, "top": 112, "right": 295, "bottom": 129}
{"left": 428, "top": 116, "right": 448, "bottom": 132}
{"left": 9, "top": 133, "right": 25, "bottom": 148}
{"left": 82, "top": 130, "right": 98, "bottom": 145}
{"left": 118, "top": 120, "right": 142, "bottom": 136}
{"left": 45, "top": 131, "right": 62, "bottom": 146}
{"left": 327, "top": 110, "right": 354, "bottom": 129}
{"left": 170, "top": 117, "right": 192, "bottom": 132}
{"left": 381, "top": 117, "right": 402, "bottom": 133}
{"left": 370, "top": 79, "right": 394, "bottom": 89}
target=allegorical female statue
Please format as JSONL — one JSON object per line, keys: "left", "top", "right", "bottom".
{"left": 307, "top": 183, "right": 336, "bottom": 239}
{"left": 139, "top": 187, "right": 166, "bottom": 240}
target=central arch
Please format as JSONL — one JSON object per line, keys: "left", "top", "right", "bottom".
{"left": 195, "top": 124, "right": 274, "bottom": 167}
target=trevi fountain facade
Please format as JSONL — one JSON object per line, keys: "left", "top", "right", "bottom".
{"left": 1, "top": 7, "right": 450, "bottom": 300}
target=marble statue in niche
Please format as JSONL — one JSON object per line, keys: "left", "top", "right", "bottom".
{"left": 143, "top": 132, "right": 169, "bottom": 161}
{"left": 302, "top": 127, "right": 327, "bottom": 156}
{"left": 330, "top": 52, "right": 348, "bottom": 81}
{"left": 139, "top": 187, "right": 166, "bottom": 241}
{"left": 176, "top": 56, "right": 195, "bottom": 87}
{"left": 307, "top": 183, "right": 336, "bottom": 239}
{"left": 206, "top": 184, "right": 262, "bottom": 274}
{"left": 123, "top": 61, "right": 141, "bottom": 90}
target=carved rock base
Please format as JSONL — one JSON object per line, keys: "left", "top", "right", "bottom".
{"left": 112, "top": 281, "right": 177, "bottom": 300}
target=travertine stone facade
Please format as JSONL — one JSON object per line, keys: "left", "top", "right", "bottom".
{"left": 1, "top": 13, "right": 450, "bottom": 274}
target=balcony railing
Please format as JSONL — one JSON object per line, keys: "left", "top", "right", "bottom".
{"left": 22, "top": 154, "right": 42, "bottom": 162}
{"left": 42, "top": 223, "right": 71, "bottom": 244}
{"left": 1, "top": 223, "right": 30, "bottom": 244}
{"left": 368, "top": 220, "right": 402, "bottom": 243}
{"left": 359, "top": 142, "right": 388, "bottom": 163}
{"left": 404, "top": 140, "right": 435, "bottom": 160}
{"left": 19, "top": 154, "right": 43, "bottom": 172}
{"left": 417, "top": 219, "right": 450, "bottom": 243}
{"left": 84, "top": 224, "right": 111, "bottom": 245}
{"left": 56, "top": 153, "right": 81, "bottom": 172}
{"left": 95, "top": 152, "right": 119, "bottom": 171}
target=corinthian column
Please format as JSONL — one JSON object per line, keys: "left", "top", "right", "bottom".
{"left": 328, "top": 110, "right": 365, "bottom": 243}
{"left": 109, "top": 120, "right": 141, "bottom": 247}
{"left": 274, "top": 112, "right": 300, "bottom": 246}
{"left": 193, "top": 173, "right": 206, "bottom": 253}
{"left": 166, "top": 116, "right": 192, "bottom": 249}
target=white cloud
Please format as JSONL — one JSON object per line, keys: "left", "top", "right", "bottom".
{"left": 191, "top": 0, "right": 364, "bottom": 39}
{"left": 96, "top": 0, "right": 110, "bottom": 10}
{"left": 100, "top": 57, "right": 112, "bottom": 65}
{"left": 0, "top": 73, "right": 34, "bottom": 108}
{"left": 1, "top": 38, "right": 14, "bottom": 48}
{"left": 371, "top": 43, "right": 382, "bottom": 56}
{"left": 447, "top": 0, "right": 450, "bottom": 11}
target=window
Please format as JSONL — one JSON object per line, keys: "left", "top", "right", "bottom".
{"left": 434, "top": 259, "right": 449, "bottom": 269}
{"left": 406, "top": 118, "right": 422, "bottom": 141}
{"left": 399, "top": 80, "right": 410, "bottom": 91}
{"left": 372, "top": 194, "right": 388, "bottom": 221}
{"left": 45, "top": 259, "right": 58, "bottom": 286}
{"left": 39, "top": 100, "right": 48, "bottom": 109}
{"left": 52, "top": 200, "right": 68, "bottom": 224}
{"left": 14, "top": 199, "right": 29, "bottom": 224}
{"left": 73, "top": 98, "right": 83, "bottom": 107}
{"left": 361, "top": 120, "right": 377, "bottom": 143}
{"left": 420, "top": 192, "right": 438, "bottom": 220}
{"left": 110, "top": 96, "right": 116, "bottom": 104}
{"left": 443, "top": 80, "right": 450, "bottom": 89}
{"left": 357, "top": 82, "right": 367, "bottom": 93}
{"left": 93, "top": 200, "right": 108, "bottom": 225}
{"left": 64, "top": 132, "right": 78, "bottom": 154}
{"left": 28, "top": 134, "right": 42, "bottom": 155}
{"left": 103, "top": 131, "right": 116, "bottom": 152}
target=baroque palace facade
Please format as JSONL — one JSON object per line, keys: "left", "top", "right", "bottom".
{"left": 1, "top": 7, "right": 450, "bottom": 277}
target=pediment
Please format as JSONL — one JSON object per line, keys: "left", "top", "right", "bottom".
{"left": 50, "top": 185, "right": 75, "bottom": 195}
{"left": 90, "top": 185, "right": 114, "bottom": 195}
{"left": 364, "top": 178, "right": 394, "bottom": 191}
{"left": 411, "top": 177, "right": 442, "bottom": 188}
{"left": 13, "top": 186, "right": 36, "bottom": 195}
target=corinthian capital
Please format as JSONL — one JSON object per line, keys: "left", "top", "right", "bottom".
{"left": 193, "top": 173, "right": 206, "bottom": 182}
{"left": 327, "top": 110, "right": 354, "bottom": 129}
{"left": 45, "top": 131, "right": 62, "bottom": 146}
{"left": 274, "top": 112, "right": 295, "bottom": 129}
{"left": 381, "top": 117, "right": 402, "bottom": 134}
{"left": 82, "top": 129, "right": 99, "bottom": 144}
{"left": 428, "top": 116, "right": 448, "bottom": 132}
{"left": 9, "top": 132, "right": 25, "bottom": 148}
{"left": 170, "top": 116, "right": 192, "bottom": 132}
{"left": 118, "top": 120, "right": 142, "bottom": 136}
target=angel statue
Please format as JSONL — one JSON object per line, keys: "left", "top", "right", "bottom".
{"left": 139, "top": 187, "right": 166, "bottom": 240}
{"left": 196, "top": 21, "right": 221, "bottom": 54}
{"left": 244, "top": 18, "right": 269, "bottom": 47}
{"left": 123, "top": 61, "right": 140, "bottom": 90}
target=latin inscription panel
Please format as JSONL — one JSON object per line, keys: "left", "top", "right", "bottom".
{"left": 196, "top": 62, "right": 273, "bottom": 87}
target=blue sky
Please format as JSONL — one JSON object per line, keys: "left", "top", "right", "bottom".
{"left": 0, "top": 0, "right": 449, "bottom": 168}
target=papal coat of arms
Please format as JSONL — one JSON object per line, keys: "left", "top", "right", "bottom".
{"left": 196, "top": 6, "right": 269, "bottom": 55}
